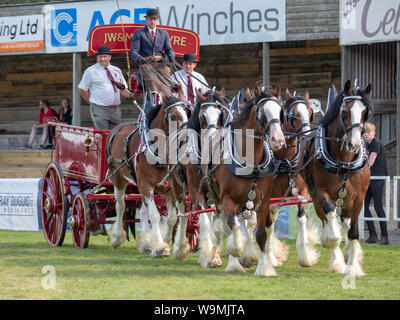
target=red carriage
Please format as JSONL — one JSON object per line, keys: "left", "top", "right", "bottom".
{"left": 40, "top": 123, "right": 199, "bottom": 249}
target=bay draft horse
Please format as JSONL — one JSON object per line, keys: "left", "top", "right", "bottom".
{"left": 106, "top": 91, "right": 193, "bottom": 257}
{"left": 298, "top": 80, "right": 372, "bottom": 276}
{"left": 268, "top": 89, "right": 321, "bottom": 268}
{"left": 203, "top": 83, "right": 286, "bottom": 276}
{"left": 172, "top": 88, "right": 231, "bottom": 268}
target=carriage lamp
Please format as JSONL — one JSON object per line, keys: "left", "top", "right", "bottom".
{"left": 83, "top": 133, "right": 94, "bottom": 156}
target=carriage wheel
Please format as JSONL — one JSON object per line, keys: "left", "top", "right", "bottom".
{"left": 71, "top": 192, "right": 90, "bottom": 248}
{"left": 41, "top": 162, "right": 68, "bottom": 247}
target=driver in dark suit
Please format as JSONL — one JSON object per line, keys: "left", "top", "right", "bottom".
{"left": 129, "top": 8, "right": 175, "bottom": 96}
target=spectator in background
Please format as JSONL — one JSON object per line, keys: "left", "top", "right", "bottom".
{"left": 21, "top": 100, "right": 58, "bottom": 150}
{"left": 363, "top": 122, "right": 389, "bottom": 245}
{"left": 47, "top": 98, "right": 73, "bottom": 149}
{"left": 58, "top": 97, "right": 72, "bottom": 125}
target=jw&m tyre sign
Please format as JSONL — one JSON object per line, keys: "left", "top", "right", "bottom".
{"left": 88, "top": 24, "right": 200, "bottom": 59}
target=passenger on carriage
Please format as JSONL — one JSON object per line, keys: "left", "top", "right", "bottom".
{"left": 78, "top": 46, "right": 135, "bottom": 130}
{"left": 172, "top": 53, "right": 209, "bottom": 105}
{"left": 129, "top": 8, "right": 175, "bottom": 97}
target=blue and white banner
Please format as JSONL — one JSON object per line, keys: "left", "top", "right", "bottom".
{"left": 0, "top": 178, "right": 41, "bottom": 231}
{"left": 43, "top": 0, "right": 286, "bottom": 53}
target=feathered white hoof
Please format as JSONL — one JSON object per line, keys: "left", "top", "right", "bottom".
{"left": 199, "top": 242, "right": 222, "bottom": 268}
{"left": 297, "top": 242, "right": 320, "bottom": 267}
{"left": 273, "top": 238, "right": 289, "bottom": 266}
{"left": 226, "top": 231, "right": 245, "bottom": 258}
{"left": 321, "top": 212, "right": 342, "bottom": 249}
{"left": 239, "top": 242, "right": 259, "bottom": 268}
{"left": 344, "top": 263, "right": 366, "bottom": 277}
{"left": 137, "top": 231, "right": 153, "bottom": 254}
{"left": 109, "top": 224, "right": 126, "bottom": 249}
{"left": 173, "top": 239, "right": 190, "bottom": 260}
{"left": 225, "top": 255, "right": 246, "bottom": 273}
{"left": 328, "top": 247, "right": 346, "bottom": 274}
{"left": 151, "top": 243, "right": 171, "bottom": 258}
{"left": 254, "top": 252, "right": 277, "bottom": 277}
{"left": 344, "top": 240, "right": 366, "bottom": 277}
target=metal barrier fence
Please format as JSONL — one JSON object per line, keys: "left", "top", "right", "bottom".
{"left": 358, "top": 176, "right": 400, "bottom": 239}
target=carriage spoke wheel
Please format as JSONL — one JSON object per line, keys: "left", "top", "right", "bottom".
{"left": 71, "top": 192, "right": 90, "bottom": 249}
{"left": 41, "top": 162, "right": 68, "bottom": 247}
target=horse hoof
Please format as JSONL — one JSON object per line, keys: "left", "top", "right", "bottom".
{"left": 207, "top": 258, "right": 223, "bottom": 268}
{"left": 152, "top": 248, "right": 171, "bottom": 257}
{"left": 239, "top": 257, "right": 255, "bottom": 268}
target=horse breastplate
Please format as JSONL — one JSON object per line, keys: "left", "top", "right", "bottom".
{"left": 315, "top": 126, "right": 367, "bottom": 173}
{"left": 274, "top": 145, "right": 300, "bottom": 177}
{"left": 226, "top": 131, "right": 279, "bottom": 178}
{"left": 139, "top": 119, "right": 166, "bottom": 168}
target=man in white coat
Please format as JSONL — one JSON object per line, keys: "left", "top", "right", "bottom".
{"left": 172, "top": 53, "right": 209, "bottom": 104}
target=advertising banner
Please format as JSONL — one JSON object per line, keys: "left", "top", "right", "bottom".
{"left": 88, "top": 24, "right": 200, "bottom": 59}
{"left": 340, "top": 0, "right": 400, "bottom": 45}
{"left": 43, "top": 0, "right": 286, "bottom": 53}
{"left": 0, "top": 178, "right": 41, "bottom": 231}
{"left": 0, "top": 15, "right": 44, "bottom": 52}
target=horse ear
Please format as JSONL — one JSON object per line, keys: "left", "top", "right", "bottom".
{"left": 219, "top": 87, "right": 225, "bottom": 99}
{"left": 344, "top": 80, "right": 352, "bottom": 95}
{"left": 178, "top": 88, "right": 185, "bottom": 101}
{"left": 365, "top": 83, "right": 372, "bottom": 95}
{"left": 160, "top": 92, "right": 167, "bottom": 104}
{"left": 305, "top": 90, "right": 310, "bottom": 100}
{"left": 286, "top": 88, "right": 293, "bottom": 99}
{"left": 244, "top": 88, "right": 252, "bottom": 101}
{"left": 196, "top": 89, "right": 207, "bottom": 102}
{"left": 254, "top": 82, "right": 262, "bottom": 98}
{"left": 273, "top": 85, "right": 281, "bottom": 98}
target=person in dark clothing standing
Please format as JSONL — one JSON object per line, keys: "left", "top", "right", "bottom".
{"left": 363, "top": 122, "right": 389, "bottom": 245}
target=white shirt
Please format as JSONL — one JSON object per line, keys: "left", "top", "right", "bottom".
{"left": 78, "top": 63, "right": 127, "bottom": 106}
{"left": 172, "top": 69, "right": 209, "bottom": 104}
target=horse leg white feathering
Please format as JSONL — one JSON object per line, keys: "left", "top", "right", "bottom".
{"left": 136, "top": 203, "right": 152, "bottom": 254}
{"left": 296, "top": 215, "right": 320, "bottom": 267}
{"left": 225, "top": 255, "right": 245, "bottom": 273}
{"left": 254, "top": 234, "right": 278, "bottom": 277}
{"left": 321, "top": 210, "right": 346, "bottom": 273}
{"left": 198, "top": 210, "right": 222, "bottom": 268}
{"left": 173, "top": 215, "right": 191, "bottom": 260}
{"left": 238, "top": 213, "right": 258, "bottom": 268}
{"left": 268, "top": 208, "right": 289, "bottom": 266}
{"left": 342, "top": 218, "right": 351, "bottom": 262}
{"left": 145, "top": 196, "right": 171, "bottom": 257}
{"left": 344, "top": 239, "right": 366, "bottom": 277}
{"left": 109, "top": 187, "right": 127, "bottom": 249}
{"left": 226, "top": 215, "right": 246, "bottom": 257}
{"left": 212, "top": 215, "right": 225, "bottom": 256}
{"left": 161, "top": 201, "right": 177, "bottom": 246}
{"left": 321, "top": 210, "right": 342, "bottom": 249}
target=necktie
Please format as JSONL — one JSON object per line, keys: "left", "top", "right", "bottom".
{"left": 105, "top": 67, "right": 125, "bottom": 92}
{"left": 187, "top": 74, "right": 195, "bottom": 104}
{"left": 151, "top": 30, "right": 155, "bottom": 41}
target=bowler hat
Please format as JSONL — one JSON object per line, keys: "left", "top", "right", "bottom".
{"left": 182, "top": 53, "right": 199, "bottom": 63}
{"left": 145, "top": 8, "right": 160, "bottom": 18}
{"left": 96, "top": 46, "right": 112, "bottom": 56}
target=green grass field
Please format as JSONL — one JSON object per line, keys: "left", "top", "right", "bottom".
{"left": 0, "top": 230, "right": 399, "bottom": 300}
